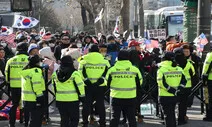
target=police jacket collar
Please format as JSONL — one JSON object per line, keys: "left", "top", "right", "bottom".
{"left": 114, "top": 60, "right": 132, "bottom": 69}
{"left": 16, "top": 51, "right": 28, "bottom": 56}
{"left": 159, "top": 61, "right": 172, "bottom": 67}
{"left": 83, "top": 52, "right": 105, "bottom": 64}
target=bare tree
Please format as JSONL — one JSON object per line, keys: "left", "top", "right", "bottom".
{"left": 77, "top": 0, "right": 132, "bottom": 35}
{"left": 80, "top": 3, "right": 88, "bottom": 27}
{"left": 76, "top": 0, "right": 105, "bottom": 34}
{"left": 120, "top": 0, "right": 130, "bottom": 37}
{"left": 39, "top": 6, "right": 61, "bottom": 31}
{"left": 32, "top": 2, "right": 61, "bottom": 31}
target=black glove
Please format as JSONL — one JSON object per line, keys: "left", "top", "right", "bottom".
{"left": 96, "top": 77, "right": 105, "bottom": 85}
{"left": 167, "top": 87, "right": 177, "bottom": 95}
{"left": 84, "top": 79, "right": 92, "bottom": 86}
{"left": 177, "top": 85, "right": 184, "bottom": 91}
{"left": 36, "top": 96, "right": 45, "bottom": 107}
{"left": 175, "top": 89, "right": 181, "bottom": 96}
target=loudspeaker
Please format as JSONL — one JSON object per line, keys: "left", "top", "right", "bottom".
{"left": 10, "top": 0, "right": 32, "bottom": 12}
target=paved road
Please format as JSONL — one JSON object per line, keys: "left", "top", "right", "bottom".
{"left": 0, "top": 98, "right": 212, "bottom": 127}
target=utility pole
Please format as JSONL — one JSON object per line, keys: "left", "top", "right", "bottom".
{"left": 197, "top": 0, "right": 211, "bottom": 53}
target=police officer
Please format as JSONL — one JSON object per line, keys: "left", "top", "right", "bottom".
{"left": 52, "top": 55, "right": 85, "bottom": 127}
{"left": 5, "top": 42, "right": 29, "bottom": 127}
{"left": 20, "top": 55, "right": 45, "bottom": 127}
{"left": 174, "top": 48, "right": 195, "bottom": 125}
{"left": 106, "top": 50, "right": 143, "bottom": 127}
{"left": 202, "top": 51, "right": 212, "bottom": 121}
{"left": 79, "top": 44, "right": 110, "bottom": 127}
{"left": 157, "top": 52, "right": 187, "bottom": 127}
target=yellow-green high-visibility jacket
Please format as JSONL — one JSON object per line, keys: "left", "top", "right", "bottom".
{"left": 157, "top": 61, "right": 186, "bottom": 97}
{"left": 78, "top": 52, "right": 110, "bottom": 86}
{"left": 5, "top": 54, "right": 28, "bottom": 88}
{"left": 106, "top": 60, "right": 143, "bottom": 99}
{"left": 202, "top": 52, "right": 212, "bottom": 80}
{"left": 183, "top": 60, "right": 195, "bottom": 88}
{"left": 20, "top": 67, "right": 45, "bottom": 102}
{"left": 52, "top": 71, "right": 85, "bottom": 102}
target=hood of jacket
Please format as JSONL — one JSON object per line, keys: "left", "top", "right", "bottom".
{"left": 159, "top": 61, "right": 172, "bottom": 68}
{"left": 114, "top": 60, "right": 132, "bottom": 70}
{"left": 56, "top": 66, "right": 75, "bottom": 82}
{"left": 83, "top": 52, "right": 105, "bottom": 64}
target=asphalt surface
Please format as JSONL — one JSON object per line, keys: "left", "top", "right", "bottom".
{"left": 0, "top": 98, "right": 212, "bottom": 127}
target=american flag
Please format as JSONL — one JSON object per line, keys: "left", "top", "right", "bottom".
{"left": 196, "top": 44, "right": 204, "bottom": 52}
{"left": 0, "top": 34, "right": 16, "bottom": 48}
{"left": 199, "top": 33, "right": 208, "bottom": 45}
{"left": 144, "top": 39, "right": 159, "bottom": 49}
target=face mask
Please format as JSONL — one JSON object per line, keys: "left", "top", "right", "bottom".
{"left": 39, "top": 62, "right": 43, "bottom": 66}
{"left": 49, "top": 43, "right": 55, "bottom": 47}
{"left": 77, "top": 43, "right": 82, "bottom": 48}
{"left": 42, "top": 44, "right": 48, "bottom": 48}
{"left": 1, "top": 42, "right": 7, "bottom": 48}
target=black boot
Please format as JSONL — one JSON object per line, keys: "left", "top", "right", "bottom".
{"left": 203, "top": 117, "right": 212, "bottom": 122}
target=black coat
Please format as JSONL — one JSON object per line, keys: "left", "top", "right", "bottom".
{"left": 0, "top": 59, "right": 5, "bottom": 76}
{"left": 54, "top": 44, "right": 70, "bottom": 61}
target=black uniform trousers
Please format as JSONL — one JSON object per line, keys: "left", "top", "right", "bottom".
{"left": 24, "top": 101, "right": 44, "bottom": 127}
{"left": 160, "top": 96, "right": 177, "bottom": 127}
{"left": 110, "top": 98, "right": 136, "bottom": 127}
{"left": 82, "top": 86, "right": 106, "bottom": 126}
{"left": 178, "top": 88, "right": 191, "bottom": 122}
{"left": 206, "top": 80, "right": 212, "bottom": 118}
{"left": 9, "top": 88, "right": 21, "bottom": 126}
{"left": 57, "top": 101, "right": 79, "bottom": 127}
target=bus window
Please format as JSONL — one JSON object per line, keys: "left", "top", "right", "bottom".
{"left": 167, "top": 15, "right": 183, "bottom": 36}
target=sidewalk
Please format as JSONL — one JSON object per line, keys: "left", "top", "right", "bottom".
{"left": 0, "top": 98, "right": 212, "bottom": 127}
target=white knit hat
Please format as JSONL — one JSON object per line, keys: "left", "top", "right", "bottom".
{"left": 39, "top": 47, "right": 55, "bottom": 61}
{"left": 28, "top": 43, "right": 38, "bottom": 54}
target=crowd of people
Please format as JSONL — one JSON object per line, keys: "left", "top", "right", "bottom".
{"left": 0, "top": 29, "right": 211, "bottom": 127}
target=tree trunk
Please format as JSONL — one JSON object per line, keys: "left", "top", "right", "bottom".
{"left": 121, "top": 0, "right": 130, "bottom": 37}
{"left": 76, "top": 0, "right": 106, "bottom": 34}
{"left": 90, "top": 0, "right": 105, "bottom": 34}
{"left": 88, "top": 12, "right": 94, "bottom": 24}
{"left": 138, "top": 0, "right": 144, "bottom": 37}
{"left": 80, "top": 3, "right": 88, "bottom": 27}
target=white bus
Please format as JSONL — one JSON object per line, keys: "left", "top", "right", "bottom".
{"left": 144, "top": 6, "right": 184, "bottom": 36}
